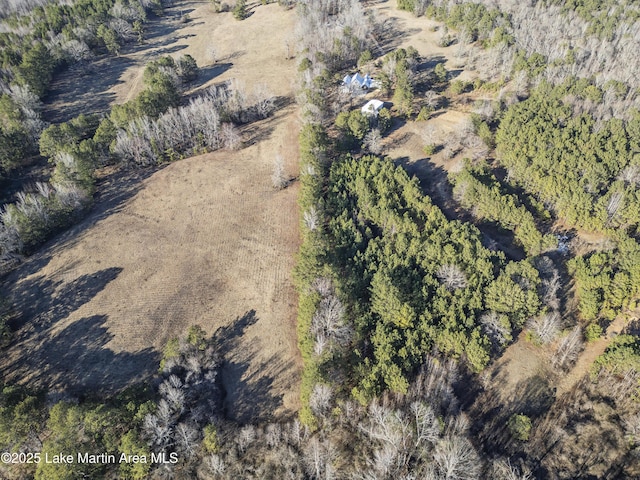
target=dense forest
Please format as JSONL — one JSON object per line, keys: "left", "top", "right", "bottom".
{"left": 0, "top": 0, "right": 639, "bottom": 478}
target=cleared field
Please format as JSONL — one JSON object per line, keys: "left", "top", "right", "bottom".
{"left": 371, "top": 3, "right": 495, "bottom": 169}
{"left": 3, "top": 3, "right": 301, "bottom": 423}
{"left": 115, "top": 1, "right": 298, "bottom": 103}
{"left": 45, "top": 1, "right": 297, "bottom": 121}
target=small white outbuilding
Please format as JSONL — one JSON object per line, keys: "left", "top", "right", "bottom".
{"left": 361, "top": 99, "right": 384, "bottom": 116}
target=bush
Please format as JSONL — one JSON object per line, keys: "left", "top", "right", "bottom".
{"left": 585, "top": 322, "right": 603, "bottom": 342}
{"left": 357, "top": 50, "right": 373, "bottom": 67}
{"left": 202, "top": 424, "right": 219, "bottom": 453}
{"left": 298, "top": 58, "right": 312, "bottom": 72}
{"left": 233, "top": 0, "right": 247, "bottom": 20}
{"left": 416, "top": 106, "right": 432, "bottom": 121}
{"left": 449, "top": 80, "right": 468, "bottom": 95}
{"left": 434, "top": 63, "right": 447, "bottom": 83}
{"left": 377, "top": 108, "right": 392, "bottom": 133}
{"left": 508, "top": 414, "right": 532, "bottom": 441}
{"left": 423, "top": 144, "right": 438, "bottom": 155}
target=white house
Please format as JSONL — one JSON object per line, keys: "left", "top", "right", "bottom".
{"left": 343, "top": 73, "right": 374, "bottom": 90}
{"left": 361, "top": 99, "right": 384, "bottom": 116}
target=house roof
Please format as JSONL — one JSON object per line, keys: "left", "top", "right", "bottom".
{"left": 351, "top": 73, "right": 365, "bottom": 85}
{"left": 343, "top": 72, "right": 374, "bottom": 89}
{"left": 361, "top": 99, "right": 384, "bottom": 114}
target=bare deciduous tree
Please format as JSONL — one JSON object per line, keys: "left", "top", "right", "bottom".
{"left": 411, "top": 402, "right": 439, "bottom": 447}
{"left": 492, "top": 459, "right": 534, "bottom": 480}
{"left": 221, "top": 122, "right": 241, "bottom": 150}
{"left": 304, "top": 437, "right": 337, "bottom": 480}
{"left": 143, "top": 411, "right": 174, "bottom": 450}
{"left": 253, "top": 83, "right": 275, "bottom": 119}
{"left": 175, "top": 422, "right": 199, "bottom": 458}
{"left": 624, "top": 413, "right": 640, "bottom": 446}
{"left": 364, "top": 128, "right": 383, "bottom": 154}
{"left": 312, "top": 277, "right": 333, "bottom": 297}
{"left": 552, "top": 325, "right": 583, "bottom": 371}
{"left": 271, "top": 154, "right": 288, "bottom": 189}
{"left": 433, "top": 436, "right": 482, "bottom": 480}
{"left": 265, "top": 423, "right": 282, "bottom": 449}
{"left": 110, "top": 18, "right": 136, "bottom": 42}
{"left": 437, "top": 264, "right": 468, "bottom": 290}
{"left": 606, "top": 191, "right": 624, "bottom": 223}
{"left": 310, "top": 383, "right": 333, "bottom": 418}
{"left": 61, "top": 39, "right": 92, "bottom": 63}
{"left": 311, "top": 294, "right": 353, "bottom": 351}
{"left": 542, "top": 270, "right": 561, "bottom": 310}
{"left": 205, "top": 453, "right": 226, "bottom": 475}
{"left": 236, "top": 425, "right": 256, "bottom": 453}
{"left": 303, "top": 207, "right": 319, "bottom": 231}
{"left": 424, "top": 90, "right": 440, "bottom": 110}
{"left": 618, "top": 165, "right": 640, "bottom": 186}
{"left": 528, "top": 311, "right": 561, "bottom": 344}
{"left": 480, "top": 311, "right": 512, "bottom": 348}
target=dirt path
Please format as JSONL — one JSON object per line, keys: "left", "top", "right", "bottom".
{"left": 556, "top": 314, "right": 629, "bottom": 395}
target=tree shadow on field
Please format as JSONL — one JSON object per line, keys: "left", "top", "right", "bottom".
{"left": 58, "top": 167, "right": 158, "bottom": 250}
{"left": 0, "top": 166, "right": 157, "bottom": 297}
{"left": 1, "top": 314, "right": 158, "bottom": 396}
{"left": 241, "top": 98, "right": 294, "bottom": 146}
{"left": 374, "top": 13, "right": 422, "bottom": 56}
{"left": 43, "top": 56, "right": 134, "bottom": 123}
{"left": 464, "top": 368, "right": 555, "bottom": 455}
{"left": 393, "top": 155, "right": 452, "bottom": 212}
{"left": 417, "top": 55, "right": 446, "bottom": 72}
{"left": 185, "top": 63, "right": 234, "bottom": 97}
{"left": 215, "top": 310, "right": 295, "bottom": 424}
{"left": 7, "top": 266, "right": 123, "bottom": 335}
{"left": 42, "top": 0, "right": 201, "bottom": 122}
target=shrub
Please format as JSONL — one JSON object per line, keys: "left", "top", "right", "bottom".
{"left": 423, "top": 143, "right": 438, "bottom": 155}
{"left": 449, "top": 79, "right": 468, "bottom": 95}
{"left": 202, "top": 424, "right": 219, "bottom": 453}
{"left": 585, "top": 322, "right": 603, "bottom": 342}
{"left": 508, "top": 414, "right": 532, "bottom": 441}
{"left": 416, "top": 106, "right": 432, "bottom": 121}
{"left": 233, "top": 0, "right": 247, "bottom": 20}
{"left": 357, "top": 50, "right": 373, "bottom": 67}
{"left": 298, "top": 58, "right": 312, "bottom": 72}
{"left": 377, "top": 108, "right": 392, "bottom": 133}
{"left": 434, "top": 63, "right": 447, "bottom": 83}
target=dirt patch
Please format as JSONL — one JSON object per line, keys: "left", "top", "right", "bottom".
{"left": 487, "top": 333, "right": 554, "bottom": 398}
{"left": 463, "top": 334, "right": 556, "bottom": 450}
{"left": 5, "top": 3, "right": 301, "bottom": 424}
{"left": 555, "top": 313, "right": 629, "bottom": 396}
{"left": 371, "top": 3, "right": 479, "bottom": 81}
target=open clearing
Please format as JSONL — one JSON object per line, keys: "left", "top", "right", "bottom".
{"left": 44, "top": 0, "right": 297, "bottom": 121}
{"left": 4, "top": 3, "right": 301, "bottom": 423}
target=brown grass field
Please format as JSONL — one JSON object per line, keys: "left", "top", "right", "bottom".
{"left": 4, "top": 2, "right": 301, "bottom": 423}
